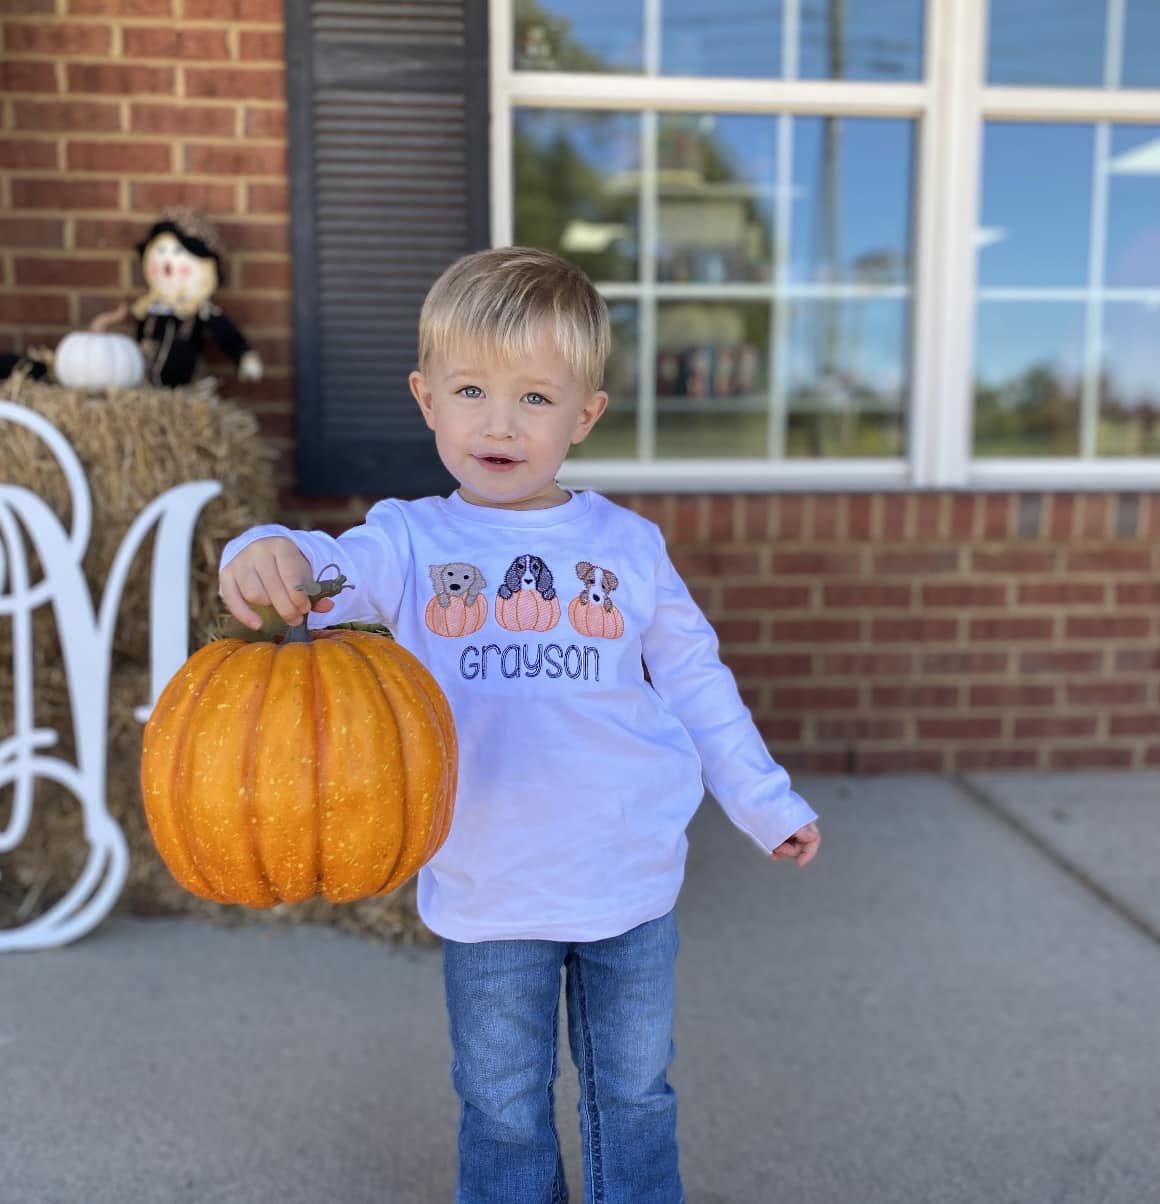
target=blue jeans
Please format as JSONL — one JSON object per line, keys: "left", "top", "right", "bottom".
{"left": 442, "top": 912, "right": 683, "bottom": 1204}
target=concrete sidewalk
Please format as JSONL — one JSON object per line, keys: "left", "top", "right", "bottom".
{"left": 4, "top": 772, "right": 1159, "bottom": 1204}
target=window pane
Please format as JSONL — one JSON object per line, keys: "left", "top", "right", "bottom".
{"left": 1100, "top": 304, "right": 1160, "bottom": 455}
{"left": 657, "top": 114, "right": 776, "bottom": 284}
{"left": 1106, "top": 125, "right": 1160, "bottom": 289}
{"left": 514, "top": 0, "right": 644, "bottom": 72}
{"left": 660, "top": 0, "right": 781, "bottom": 78}
{"left": 654, "top": 302, "right": 771, "bottom": 458}
{"left": 797, "top": 0, "right": 924, "bottom": 82}
{"left": 978, "top": 124, "right": 1093, "bottom": 288}
{"left": 518, "top": 0, "right": 922, "bottom": 80}
{"left": 786, "top": 300, "right": 909, "bottom": 457}
{"left": 791, "top": 117, "right": 914, "bottom": 284}
{"left": 988, "top": 0, "right": 1160, "bottom": 88}
{"left": 572, "top": 303, "right": 639, "bottom": 460}
{"left": 1123, "top": 2, "right": 1160, "bottom": 88}
{"left": 512, "top": 109, "right": 640, "bottom": 283}
{"left": 974, "top": 303, "right": 1084, "bottom": 457}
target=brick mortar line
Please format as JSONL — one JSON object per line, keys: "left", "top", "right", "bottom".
{"left": 948, "top": 774, "right": 1160, "bottom": 947}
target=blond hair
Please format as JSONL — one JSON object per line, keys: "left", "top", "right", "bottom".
{"left": 417, "top": 246, "right": 611, "bottom": 390}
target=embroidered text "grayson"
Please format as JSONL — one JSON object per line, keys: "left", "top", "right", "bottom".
{"left": 459, "top": 642, "right": 600, "bottom": 682}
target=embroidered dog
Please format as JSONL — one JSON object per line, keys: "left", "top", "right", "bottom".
{"left": 568, "top": 561, "right": 625, "bottom": 639}
{"left": 574, "top": 561, "right": 619, "bottom": 611}
{"left": 425, "top": 561, "right": 489, "bottom": 637}
{"left": 499, "top": 554, "right": 555, "bottom": 601}
{"left": 429, "top": 562, "right": 487, "bottom": 608}
{"left": 495, "top": 554, "right": 560, "bottom": 632}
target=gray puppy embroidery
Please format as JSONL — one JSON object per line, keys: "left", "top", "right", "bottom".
{"left": 429, "top": 562, "right": 487, "bottom": 608}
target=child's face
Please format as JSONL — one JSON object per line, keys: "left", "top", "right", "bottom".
{"left": 409, "top": 330, "right": 607, "bottom": 510}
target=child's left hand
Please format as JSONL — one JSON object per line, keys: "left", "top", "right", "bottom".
{"left": 771, "top": 822, "right": 821, "bottom": 868}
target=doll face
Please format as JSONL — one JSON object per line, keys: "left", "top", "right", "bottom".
{"left": 143, "top": 232, "right": 218, "bottom": 310}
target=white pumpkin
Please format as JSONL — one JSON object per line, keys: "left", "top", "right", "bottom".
{"left": 54, "top": 332, "right": 145, "bottom": 390}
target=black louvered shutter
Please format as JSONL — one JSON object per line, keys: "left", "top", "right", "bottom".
{"left": 285, "top": 0, "right": 489, "bottom": 496}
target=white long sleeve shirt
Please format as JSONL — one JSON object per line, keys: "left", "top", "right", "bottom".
{"left": 220, "top": 489, "right": 817, "bottom": 942}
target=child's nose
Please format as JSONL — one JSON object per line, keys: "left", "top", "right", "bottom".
{"left": 482, "top": 401, "right": 517, "bottom": 438}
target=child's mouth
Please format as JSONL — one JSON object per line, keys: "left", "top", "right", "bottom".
{"left": 478, "top": 455, "right": 519, "bottom": 471}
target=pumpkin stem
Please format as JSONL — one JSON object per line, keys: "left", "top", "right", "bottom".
{"left": 217, "top": 572, "right": 358, "bottom": 644}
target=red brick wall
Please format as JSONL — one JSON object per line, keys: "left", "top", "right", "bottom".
{"left": 0, "top": 0, "right": 296, "bottom": 479}
{"left": 650, "top": 492, "right": 1160, "bottom": 775}
{"left": 3, "top": 6, "right": 1158, "bottom": 774}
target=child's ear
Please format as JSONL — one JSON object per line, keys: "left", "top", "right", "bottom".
{"left": 410, "top": 369, "right": 435, "bottom": 431}
{"left": 570, "top": 389, "right": 608, "bottom": 445}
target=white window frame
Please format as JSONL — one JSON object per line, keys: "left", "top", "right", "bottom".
{"left": 490, "top": 0, "right": 1160, "bottom": 492}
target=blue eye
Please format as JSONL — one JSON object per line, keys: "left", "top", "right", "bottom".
{"left": 457, "top": 386, "right": 483, "bottom": 398}
{"left": 524, "top": 392, "right": 550, "bottom": 406}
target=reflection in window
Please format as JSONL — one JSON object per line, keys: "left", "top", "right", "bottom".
{"left": 974, "top": 304, "right": 1084, "bottom": 457}
{"left": 571, "top": 303, "right": 640, "bottom": 460}
{"left": 514, "top": 108, "right": 914, "bottom": 461}
{"left": 975, "top": 121, "right": 1160, "bottom": 459}
{"left": 513, "top": 110, "right": 641, "bottom": 283}
{"left": 515, "top": 0, "right": 923, "bottom": 81}
{"left": 791, "top": 117, "right": 913, "bottom": 284}
{"left": 978, "top": 125, "right": 1093, "bottom": 289}
{"left": 786, "top": 301, "right": 908, "bottom": 457}
{"left": 1106, "top": 125, "right": 1160, "bottom": 289}
{"left": 514, "top": 0, "right": 643, "bottom": 72}
{"left": 988, "top": 0, "right": 1160, "bottom": 89}
{"left": 657, "top": 115, "right": 775, "bottom": 284}
{"left": 1100, "top": 305, "right": 1160, "bottom": 456}
{"left": 654, "top": 303, "right": 771, "bottom": 459}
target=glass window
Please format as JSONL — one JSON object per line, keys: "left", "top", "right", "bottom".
{"left": 974, "top": 121, "right": 1160, "bottom": 460}
{"left": 656, "top": 114, "right": 776, "bottom": 284}
{"left": 514, "top": 0, "right": 644, "bottom": 72}
{"left": 977, "top": 124, "right": 1093, "bottom": 289}
{"left": 1100, "top": 304, "right": 1160, "bottom": 455}
{"left": 790, "top": 117, "right": 914, "bottom": 285}
{"left": 786, "top": 299, "right": 909, "bottom": 457}
{"left": 571, "top": 303, "right": 640, "bottom": 460}
{"left": 514, "top": 107, "right": 915, "bottom": 462}
{"left": 988, "top": 0, "right": 1160, "bottom": 89}
{"left": 1106, "top": 125, "right": 1160, "bottom": 289}
{"left": 974, "top": 302, "right": 1085, "bottom": 457}
{"left": 512, "top": 109, "right": 641, "bottom": 283}
{"left": 514, "top": 0, "right": 923, "bottom": 81}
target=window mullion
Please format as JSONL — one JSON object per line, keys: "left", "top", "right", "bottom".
{"left": 490, "top": 0, "right": 514, "bottom": 246}
{"left": 924, "top": 0, "right": 986, "bottom": 487}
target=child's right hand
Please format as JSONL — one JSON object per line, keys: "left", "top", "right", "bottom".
{"left": 219, "top": 536, "right": 317, "bottom": 630}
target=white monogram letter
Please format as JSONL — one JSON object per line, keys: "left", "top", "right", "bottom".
{"left": 0, "top": 401, "right": 220, "bottom": 951}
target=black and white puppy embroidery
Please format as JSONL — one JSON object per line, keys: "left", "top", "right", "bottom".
{"left": 429, "top": 562, "right": 487, "bottom": 608}
{"left": 498, "top": 554, "right": 556, "bottom": 601}
{"left": 574, "top": 561, "right": 619, "bottom": 612}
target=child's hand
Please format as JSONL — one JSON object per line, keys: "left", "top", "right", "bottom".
{"left": 771, "top": 822, "right": 821, "bottom": 868}
{"left": 219, "top": 536, "right": 326, "bottom": 630}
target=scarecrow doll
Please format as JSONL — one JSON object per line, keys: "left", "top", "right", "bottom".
{"left": 90, "top": 207, "right": 263, "bottom": 388}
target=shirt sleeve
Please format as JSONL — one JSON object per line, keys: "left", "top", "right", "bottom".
{"left": 639, "top": 538, "right": 818, "bottom": 854}
{"left": 218, "top": 499, "right": 411, "bottom": 629}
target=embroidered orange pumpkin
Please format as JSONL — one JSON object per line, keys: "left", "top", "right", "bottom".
{"left": 425, "top": 593, "right": 487, "bottom": 637}
{"left": 568, "top": 596, "right": 625, "bottom": 639}
{"left": 140, "top": 627, "right": 457, "bottom": 908}
{"left": 495, "top": 590, "right": 560, "bottom": 633}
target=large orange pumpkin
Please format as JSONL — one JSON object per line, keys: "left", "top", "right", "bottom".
{"left": 494, "top": 590, "right": 560, "bottom": 633}
{"left": 568, "top": 595, "right": 625, "bottom": 639}
{"left": 425, "top": 592, "right": 487, "bottom": 637}
{"left": 140, "top": 628, "right": 457, "bottom": 908}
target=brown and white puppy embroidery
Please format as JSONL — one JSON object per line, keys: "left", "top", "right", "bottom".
{"left": 568, "top": 561, "right": 624, "bottom": 639}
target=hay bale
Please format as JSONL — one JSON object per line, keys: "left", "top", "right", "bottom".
{"left": 0, "top": 380, "right": 431, "bottom": 946}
